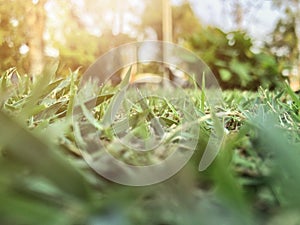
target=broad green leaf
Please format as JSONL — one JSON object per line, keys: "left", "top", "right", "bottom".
{"left": 229, "top": 59, "right": 252, "bottom": 87}
{"left": 219, "top": 68, "right": 232, "bottom": 81}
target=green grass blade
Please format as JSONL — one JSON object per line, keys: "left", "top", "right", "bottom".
{"left": 0, "top": 111, "right": 90, "bottom": 201}
{"left": 101, "top": 67, "right": 131, "bottom": 127}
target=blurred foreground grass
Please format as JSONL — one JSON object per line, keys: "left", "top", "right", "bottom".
{"left": 1, "top": 67, "right": 300, "bottom": 225}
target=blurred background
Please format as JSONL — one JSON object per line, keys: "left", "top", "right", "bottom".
{"left": 2, "top": 1, "right": 300, "bottom": 225}
{"left": 0, "top": 0, "right": 300, "bottom": 89}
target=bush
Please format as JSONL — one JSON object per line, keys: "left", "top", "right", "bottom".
{"left": 185, "top": 27, "right": 282, "bottom": 90}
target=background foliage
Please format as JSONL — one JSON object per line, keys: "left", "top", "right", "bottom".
{"left": 186, "top": 28, "right": 281, "bottom": 89}
{"left": 0, "top": 0, "right": 298, "bottom": 88}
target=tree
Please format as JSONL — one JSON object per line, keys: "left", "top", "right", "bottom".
{"left": 172, "top": 2, "right": 202, "bottom": 42}
{"left": 0, "top": 0, "right": 204, "bottom": 78}
{"left": 47, "top": 0, "right": 136, "bottom": 74}
{"left": 0, "top": 0, "right": 48, "bottom": 76}
{"left": 270, "top": 0, "right": 300, "bottom": 89}
{"left": 139, "top": 0, "right": 163, "bottom": 40}
{"left": 266, "top": 8, "right": 298, "bottom": 70}
{"left": 0, "top": 0, "right": 29, "bottom": 73}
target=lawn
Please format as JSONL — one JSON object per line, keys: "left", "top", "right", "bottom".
{"left": 1, "top": 67, "right": 300, "bottom": 225}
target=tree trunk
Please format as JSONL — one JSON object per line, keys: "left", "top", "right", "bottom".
{"left": 233, "top": 1, "right": 243, "bottom": 29}
{"left": 162, "top": 0, "right": 173, "bottom": 84}
{"left": 25, "top": 0, "right": 47, "bottom": 76}
{"left": 162, "top": 0, "right": 172, "bottom": 43}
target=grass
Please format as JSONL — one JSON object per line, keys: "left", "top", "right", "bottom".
{"left": 0, "top": 67, "right": 300, "bottom": 225}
